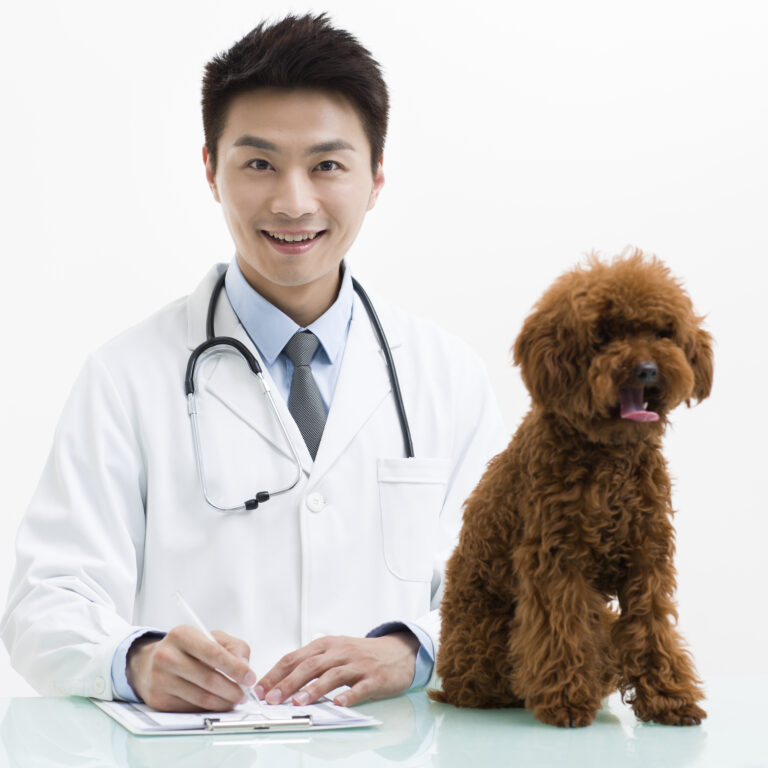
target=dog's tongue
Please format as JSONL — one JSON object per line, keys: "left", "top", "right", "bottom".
{"left": 619, "top": 388, "right": 660, "bottom": 422}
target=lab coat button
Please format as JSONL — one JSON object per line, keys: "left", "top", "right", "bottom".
{"left": 93, "top": 677, "right": 106, "bottom": 694}
{"left": 306, "top": 492, "right": 326, "bottom": 513}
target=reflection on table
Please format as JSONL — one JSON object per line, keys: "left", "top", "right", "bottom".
{"left": 0, "top": 677, "right": 762, "bottom": 767}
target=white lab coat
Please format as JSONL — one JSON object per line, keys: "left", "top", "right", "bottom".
{"left": 2, "top": 265, "right": 506, "bottom": 699}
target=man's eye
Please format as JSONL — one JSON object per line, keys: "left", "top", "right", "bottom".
{"left": 315, "top": 160, "right": 340, "bottom": 172}
{"left": 248, "top": 158, "right": 273, "bottom": 170}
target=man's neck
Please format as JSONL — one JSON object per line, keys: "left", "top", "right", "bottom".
{"left": 237, "top": 259, "right": 342, "bottom": 327}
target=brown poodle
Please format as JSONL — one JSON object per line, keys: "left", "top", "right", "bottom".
{"left": 430, "top": 250, "right": 712, "bottom": 728}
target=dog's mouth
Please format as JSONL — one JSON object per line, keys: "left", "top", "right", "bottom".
{"left": 619, "top": 388, "right": 660, "bottom": 422}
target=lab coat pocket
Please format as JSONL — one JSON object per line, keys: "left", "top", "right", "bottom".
{"left": 377, "top": 457, "right": 451, "bottom": 582}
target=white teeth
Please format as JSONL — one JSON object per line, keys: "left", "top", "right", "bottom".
{"left": 643, "top": 402, "right": 649, "bottom": 409}
{"left": 266, "top": 231, "right": 318, "bottom": 242}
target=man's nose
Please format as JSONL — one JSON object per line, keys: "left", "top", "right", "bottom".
{"left": 270, "top": 170, "right": 318, "bottom": 218}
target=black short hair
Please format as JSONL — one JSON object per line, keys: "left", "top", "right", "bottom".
{"left": 202, "top": 13, "right": 389, "bottom": 176}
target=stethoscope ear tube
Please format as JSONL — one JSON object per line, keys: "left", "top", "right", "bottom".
{"left": 207, "top": 270, "right": 228, "bottom": 341}
{"left": 185, "top": 337, "right": 263, "bottom": 395}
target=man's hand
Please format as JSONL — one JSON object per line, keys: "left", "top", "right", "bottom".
{"left": 257, "top": 632, "right": 420, "bottom": 707}
{"left": 126, "top": 625, "right": 256, "bottom": 712}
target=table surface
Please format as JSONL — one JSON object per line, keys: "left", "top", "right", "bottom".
{"left": 0, "top": 676, "right": 763, "bottom": 768}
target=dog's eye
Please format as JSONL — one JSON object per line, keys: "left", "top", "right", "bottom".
{"left": 656, "top": 328, "right": 675, "bottom": 339}
{"left": 591, "top": 329, "right": 612, "bottom": 350}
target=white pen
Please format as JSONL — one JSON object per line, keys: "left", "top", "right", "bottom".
{"left": 174, "top": 590, "right": 262, "bottom": 707}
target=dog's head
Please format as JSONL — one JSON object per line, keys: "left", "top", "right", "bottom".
{"left": 513, "top": 250, "right": 713, "bottom": 443}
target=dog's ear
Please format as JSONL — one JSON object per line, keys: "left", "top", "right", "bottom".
{"left": 686, "top": 323, "right": 714, "bottom": 403}
{"left": 513, "top": 301, "right": 582, "bottom": 410}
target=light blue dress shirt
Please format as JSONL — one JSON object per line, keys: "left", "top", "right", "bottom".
{"left": 224, "top": 257, "right": 353, "bottom": 411}
{"left": 111, "top": 258, "right": 434, "bottom": 700}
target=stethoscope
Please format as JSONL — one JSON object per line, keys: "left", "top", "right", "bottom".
{"left": 184, "top": 268, "right": 413, "bottom": 513}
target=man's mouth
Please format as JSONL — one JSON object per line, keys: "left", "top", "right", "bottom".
{"left": 262, "top": 230, "right": 325, "bottom": 242}
{"left": 619, "top": 388, "right": 660, "bottom": 422}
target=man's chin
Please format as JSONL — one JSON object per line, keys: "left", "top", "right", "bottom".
{"left": 237, "top": 256, "right": 343, "bottom": 294}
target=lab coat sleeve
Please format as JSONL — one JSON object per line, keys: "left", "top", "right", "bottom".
{"left": 1, "top": 353, "right": 150, "bottom": 698}
{"left": 414, "top": 352, "right": 507, "bottom": 690}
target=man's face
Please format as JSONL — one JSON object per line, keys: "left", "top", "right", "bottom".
{"left": 204, "top": 88, "right": 384, "bottom": 300}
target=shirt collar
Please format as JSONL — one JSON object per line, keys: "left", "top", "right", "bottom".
{"left": 224, "top": 257, "right": 354, "bottom": 365}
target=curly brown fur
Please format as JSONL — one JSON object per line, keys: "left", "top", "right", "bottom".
{"left": 430, "top": 250, "right": 711, "bottom": 728}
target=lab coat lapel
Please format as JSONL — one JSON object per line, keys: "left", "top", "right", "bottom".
{"left": 186, "top": 265, "right": 313, "bottom": 475}
{"left": 310, "top": 294, "right": 402, "bottom": 484}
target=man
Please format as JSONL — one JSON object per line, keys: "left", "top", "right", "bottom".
{"left": 2, "top": 14, "right": 505, "bottom": 712}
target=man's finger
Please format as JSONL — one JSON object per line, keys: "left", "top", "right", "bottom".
{"left": 262, "top": 639, "right": 365, "bottom": 704}
{"left": 163, "top": 673, "right": 245, "bottom": 712}
{"left": 171, "top": 625, "right": 256, "bottom": 690}
{"left": 212, "top": 630, "right": 251, "bottom": 663}
{"left": 174, "top": 655, "right": 249, "bottom": 704}
{"left": 257, "top": 640, "right": 327, "bottom": 698}
{"left": 133, "top": 643, "right": 243, "bottom": 712}
{"left": 291, "top": 664, "right": 358, "bottom": 706}
{"left": 258, "top": 634, "right": 418, "bottom": 708}
{"left": 333, "top": 677, "right": 375, "bottom": 708}
{"left": 145, "top": 671, "right": 243, "bottom": 712}
{"left": 263, "top": 650, "right": 336, "bottom": 704}
{"left": 148, "top": 632, "right": 246, "bottom": 705}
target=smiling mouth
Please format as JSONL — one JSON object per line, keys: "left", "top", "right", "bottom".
{"left": 262, "top": 230, "right": 326, "bottom": 243}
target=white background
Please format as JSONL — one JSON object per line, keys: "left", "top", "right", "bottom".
{"left": 0, "top": 0, "right": 765, "bottom": 697}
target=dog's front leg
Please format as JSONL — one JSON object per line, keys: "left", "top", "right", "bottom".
{"left": 510, "top": 551, "right": 607, "bottom": 727}
{"left": 613, "top": 552, "right": 707, "bottom": 726}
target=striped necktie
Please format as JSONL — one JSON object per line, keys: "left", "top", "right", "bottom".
{"left": 283, "top": 331, "right": 326, "bottom": 460}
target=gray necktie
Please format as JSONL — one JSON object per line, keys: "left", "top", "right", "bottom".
{"left": 283, "top": 331, "right": 326, "bottom": 460}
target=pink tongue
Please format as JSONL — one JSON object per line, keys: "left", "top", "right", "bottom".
{"left": 619, "top": 388, "right": 659, "bottom": 422}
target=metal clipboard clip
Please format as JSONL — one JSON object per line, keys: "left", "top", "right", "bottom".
{"left": 203, "top": 715, "right": 313, "bottom": 732}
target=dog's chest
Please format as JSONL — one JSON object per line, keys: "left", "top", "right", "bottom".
{"left": 584, "top": 479, "right": 638, "bottom": 554}
{"left": 570, "top": 453, "right": 665, "bottom": 581}
{"left": 530, "top": 446, "right": 666, "bottom": 575}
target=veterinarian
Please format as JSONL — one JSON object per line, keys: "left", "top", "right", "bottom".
{"left": 1, "top": 15, "right": 505, "bottom": 712}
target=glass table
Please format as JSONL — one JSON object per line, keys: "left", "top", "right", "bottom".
{"left": 0, "top": 676, "right": 761, "bottom": 767}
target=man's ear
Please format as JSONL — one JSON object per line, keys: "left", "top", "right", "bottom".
{"left": 367, "top": 157, "right": 385, "bottom": 211}
{"left": 202, "top": 145, "right": 221, "bottom": 203}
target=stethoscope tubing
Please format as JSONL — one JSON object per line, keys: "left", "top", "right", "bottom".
{"left": 351, "top": 277, "right": 414, "bottom": 459}
{"left": 185, "top": 267, "right": 413, "bottom": 513}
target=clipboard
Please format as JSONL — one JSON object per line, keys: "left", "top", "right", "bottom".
{"left": 202, "top": 714, "right": 312, "bottom": 733}
{"left": 93, "top": 698, "right": 381, "bottom": 735}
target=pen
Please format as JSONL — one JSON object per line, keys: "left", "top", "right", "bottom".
{"left": 174, "top": 590, "right": 262, "bottom": 707}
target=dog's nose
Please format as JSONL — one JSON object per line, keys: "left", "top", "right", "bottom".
{"left": 635, "top": 361, "right": 659, "bottom": 384}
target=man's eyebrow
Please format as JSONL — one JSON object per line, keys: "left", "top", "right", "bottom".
{"left": 230, "top": 137, "right": 356, "bottom": 154}
{"left": 307, "top": 140, "right": 356, "bottom": 154}
{"left": 232, "top": 135, "right": 279, "bottom": 151}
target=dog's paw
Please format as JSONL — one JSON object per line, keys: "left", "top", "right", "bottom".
{"left": 533, "top": 703, "right": 597, "bottom": 728}
{"left": 634, "top": 698, "right": 707, "bottom": 726}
